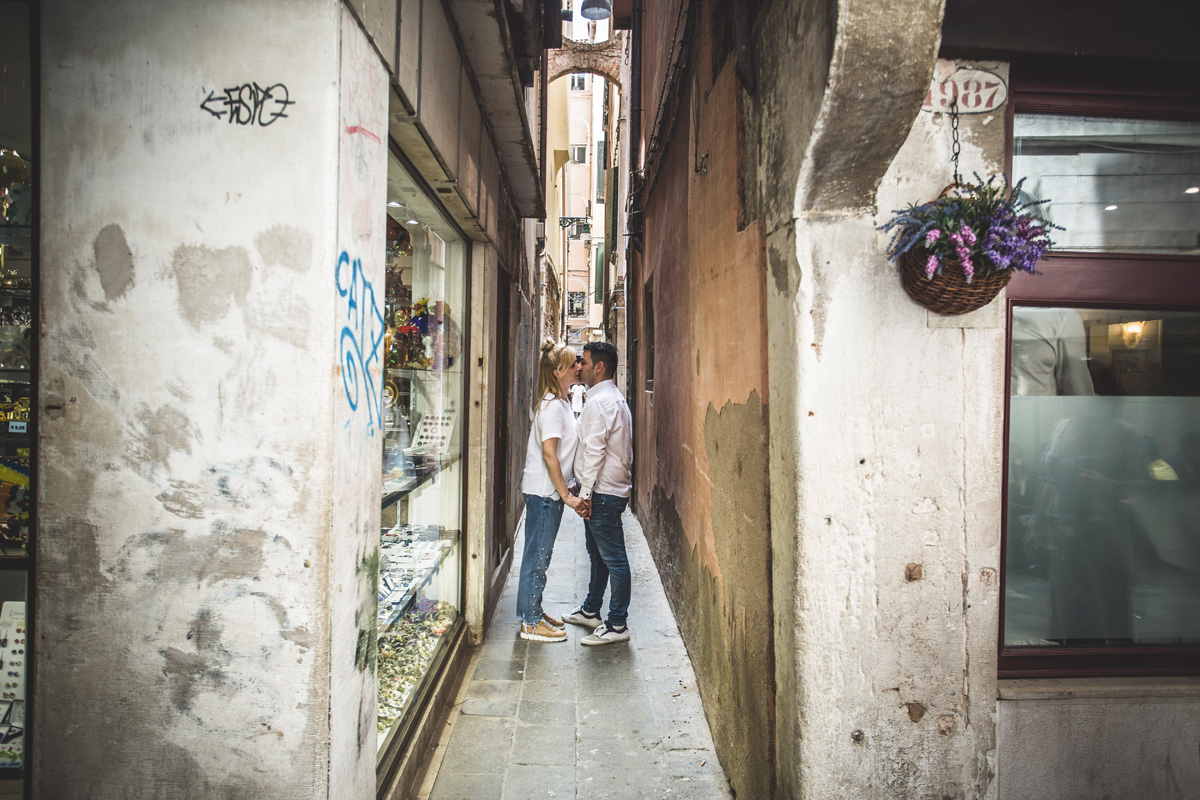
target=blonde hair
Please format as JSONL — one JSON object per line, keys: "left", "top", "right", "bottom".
{"left": 535, "top": 338, "right": 576, "bottom": 411}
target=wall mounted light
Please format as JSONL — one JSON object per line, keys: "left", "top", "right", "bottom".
{"left": 1121, "top": 321, "right": 1144, "bottom": 348}
{"left": 580, "top": 0, "right": 612, "bottom": 20}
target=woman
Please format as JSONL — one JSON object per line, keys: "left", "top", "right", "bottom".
{"left": 517, "top": 339, "right": 585, "bottom": 642}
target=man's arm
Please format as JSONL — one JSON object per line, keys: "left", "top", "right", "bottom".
{"left": 574, "top": 400, "right": 609, "bottom": 501}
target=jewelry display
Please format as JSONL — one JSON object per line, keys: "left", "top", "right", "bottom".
{"left": 375, "top": 520, "right": 460, "bottom": 737}
{"left": 377, "top": 601, "right": 457, "bottom": 733}
{"left": 378, "top": 170, "right": 466, "bottom": 753}
{"left": 0, "top": 602, "right": 25, "bottom": 767}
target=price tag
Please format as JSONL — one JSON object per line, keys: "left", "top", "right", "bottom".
{"left": 7, "top": 422, "right": 26, "bottom": 434}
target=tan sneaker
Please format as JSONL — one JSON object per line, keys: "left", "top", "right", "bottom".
{"left": 542, "top": 612, "right": 564, "bottom": 629}
{"left": 520, "top": 619, "right": 567, "bottom": 643}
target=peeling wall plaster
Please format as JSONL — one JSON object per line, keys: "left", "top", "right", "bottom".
{"left": 36, "top": 1, "right": 354, "bottom": 796}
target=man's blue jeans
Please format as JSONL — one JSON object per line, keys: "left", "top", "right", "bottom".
{"left": 517, "top": 493, "right": 565, "bottom": 625}
{"left": 581, "top": 493, "right": 630, "bottom": 629}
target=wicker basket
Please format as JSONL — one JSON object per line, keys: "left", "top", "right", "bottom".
{"left": 898, "top": 244, "right": 1011, "bottom": 316}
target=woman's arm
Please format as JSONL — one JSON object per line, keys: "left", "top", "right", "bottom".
{"left": 542, "top": 438, "right": 584, "bottom": 509}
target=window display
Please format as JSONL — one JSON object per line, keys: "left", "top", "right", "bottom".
{"left": 0, "top": 2, "right": 32, "bottom": 779}
{"left": 376, "top": 152, "right": 466, "bottom": 754}
{"left": 1005, "top": 306, "right": 1200, "bottom": 648}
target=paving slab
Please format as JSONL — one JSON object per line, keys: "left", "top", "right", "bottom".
{"left": 418, "top": 508, "right": 732, "bottom": 800}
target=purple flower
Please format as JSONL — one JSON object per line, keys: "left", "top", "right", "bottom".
{"left": 962, "top": 256, "right": 975, "bottom": 284}
{"left": 925, "top": 229, "right": 942, "bottom": 245}
{"left": 959, "top": 226, "right": 976, "bottom": 246}
{"left": 925, "top": 254, "right": 939, "bottom": 278}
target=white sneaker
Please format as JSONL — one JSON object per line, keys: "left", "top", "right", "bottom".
{"left": 581, "top": 622, "right": 630, "bottom": 646}
{"left": 562, "top": 606, "right": 602, "bottom": 629}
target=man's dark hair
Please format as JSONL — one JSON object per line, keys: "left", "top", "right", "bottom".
{"left": 583, "top": 341, "right": 618, "bottom": 379}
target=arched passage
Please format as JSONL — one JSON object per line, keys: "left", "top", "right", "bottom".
{"left": 547, "top": 33, "right": 626, "bottom": 86}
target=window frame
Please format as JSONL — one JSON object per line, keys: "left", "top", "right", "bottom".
{"left": 567, "top": 291, "right": 587, "bottom": 318}
{"left": 569, "top": 144, "right": 587, "bottom": 164}
{"left": 999, "top": 68, "right": 1200, "bottom": 679}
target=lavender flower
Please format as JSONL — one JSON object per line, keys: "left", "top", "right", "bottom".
{"left": 877, "top": 173, "right": 1062, "bottom": 284}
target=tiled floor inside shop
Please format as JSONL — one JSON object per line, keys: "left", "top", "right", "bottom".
{"left": 415, "top": 506, "right": 733, "bottom": 800}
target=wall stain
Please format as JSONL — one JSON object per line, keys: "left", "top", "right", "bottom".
{"left": 128, "top": 404, "right": 196, "bottom": 480}
{"left": 642, "top": 391, "right": 773, "bottom": 800}
{"left": 354, "top": 546, "right": 379, "bottom": 672}
{"left": 157, "top": 479, "right": 206, "bottom": 519}
{"left": 94, "top": 223, "right": 135, "bottom": 302}
{"left": 170, "top": 243, "right": 253, "bottom": 328}
{"left": 254, "top": 224, "right": 312, "bottom": 273}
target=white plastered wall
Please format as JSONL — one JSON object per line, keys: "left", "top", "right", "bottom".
{"left": 785, "top": 60, "right": 1008, "bottom": 798}
{"left": 36, "top": 1, "right": 385, "bottom": 795}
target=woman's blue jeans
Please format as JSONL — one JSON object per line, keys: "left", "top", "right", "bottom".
{"left": 517, "top": 493, "right": 565, "bottom": 625}
{"left": 581, "top": 493, "right": 630, "bottom": 629}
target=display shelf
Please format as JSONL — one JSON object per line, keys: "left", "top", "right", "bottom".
{"left": 380, "top": 452, "right": 461, "bottom": 510}
{"left": 377, "top": 528, "right": 459, "bottom": 633}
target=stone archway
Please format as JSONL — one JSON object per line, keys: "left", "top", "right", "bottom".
{"left": 547, "top": 33, "right": 626, "bottom": 86}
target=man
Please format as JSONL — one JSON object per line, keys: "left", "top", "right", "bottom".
{"left": 563, "top": 341, "right": 634, "bottom": 645}
{"left": 569, "top": 379, "right": 587, "bottom": 420}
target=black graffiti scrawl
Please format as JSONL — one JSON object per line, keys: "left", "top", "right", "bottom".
{"left": 201, "top": 83, "right": 294, "bottom": 126}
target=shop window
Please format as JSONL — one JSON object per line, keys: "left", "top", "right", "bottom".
{"left": 1001, "top": 77, "right": 1200, "bottom": 677}
{"left": 377, "top": 149, "right": 468, "bottom": 759}
{"left": 568, "top": 291, "right": 587, "bottom": 318}
{"left": 0, "top": 2, "right": 33, "bottom": 779}
{"left": 570, "top": 73, "right": 587, "bottom": 91}
{"left": 570, "top": 144, "right": 587, "bottom": 164}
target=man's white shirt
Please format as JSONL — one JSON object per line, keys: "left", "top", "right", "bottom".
{"left": 573, "top": 379, "right": 633, "bottom": 500}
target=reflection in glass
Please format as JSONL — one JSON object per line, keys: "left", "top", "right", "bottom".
{"left": 1013, "top": 114, "right": 1200, "bottom": 255}
{"left": 376, "top": 153, "right": 465, "bottom": 754}
{"left": 1005, "top": 307, "right": 1200, "bottom": 647}
{"left": 0, "top": 0, "right": 33, "bottom": 561}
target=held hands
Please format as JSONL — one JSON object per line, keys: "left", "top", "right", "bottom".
{"left": 565, "top": 494, "right": 591, "bottom": 519}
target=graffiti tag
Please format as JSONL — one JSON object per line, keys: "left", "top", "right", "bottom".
{"left": 336, "top": 251, "right": 385, "bottom": 436}
{"left": 200, "top": 83, "right": 295, "bottom": 126}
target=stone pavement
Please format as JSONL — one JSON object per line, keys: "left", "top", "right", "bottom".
{"left": 416, "top": 507, "right": 733, "bottom": 800}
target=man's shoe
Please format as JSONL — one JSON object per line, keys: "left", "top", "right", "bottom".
{"left": 520, "top": 619, "right": 567, "bottom": 643}
{"left": 562, "top": 606, "right": 602, "bottom": 629}
{"left": 581, "top": 623, "right": 630, "bottom": 646}
{"left": 542, "top": 612, "right": 565, "bottom": 629}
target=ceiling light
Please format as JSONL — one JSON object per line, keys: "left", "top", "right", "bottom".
{"left": 387, "top": 200, "right": 401, "bottom": 207}
{"left": 1104, "top": 205, "right": 1118, "bottom": 211}
{"left": 580, "top": 0, "right": 612, "bottom": 20}
{"left": 407, "top": 219, "right": 419, "bottom": 226}
{"left": 1186, "top": 187, "right": 1200, "bottom": 194}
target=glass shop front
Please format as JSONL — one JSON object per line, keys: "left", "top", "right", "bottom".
{"left": 0, "top": 0, "right": 34, "bottom": 789}
{"left": 375, "top": 147, "right": 468, "bottom": 766}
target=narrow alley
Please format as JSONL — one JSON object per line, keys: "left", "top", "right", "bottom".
{"left": 417, "top": 509, "right": 732, "bottom": 800}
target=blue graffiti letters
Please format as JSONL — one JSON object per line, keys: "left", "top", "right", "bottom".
{"left": 201, "top": 83, "right": 294, "bottom": 127}
{"left": 337, "top": 251, "right": 385, "bottom": 435}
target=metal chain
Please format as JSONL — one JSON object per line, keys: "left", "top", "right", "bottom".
{"left": 950, "top": 96, "right": 962, "bottom": 186}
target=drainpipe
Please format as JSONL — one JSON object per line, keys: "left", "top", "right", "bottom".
{"left": 626, "top": 0, "right": 642, "bottom": 506}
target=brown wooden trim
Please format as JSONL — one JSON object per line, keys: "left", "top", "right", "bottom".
{"left": 999, "top": 646, "right": 1200, "bottom": 679}
{"left": 1008, "top": 254, "right": 1200, "bottom": 305}
{"left": 1010, "top": 62, "right": 1200, "bottom": 121}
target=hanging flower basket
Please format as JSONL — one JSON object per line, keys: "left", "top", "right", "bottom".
{"left": 898, "top": 247, "right": 1012, "bottom": 315}
{"left": 879, "top": 176, "right": 1061, "bottom": 316}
